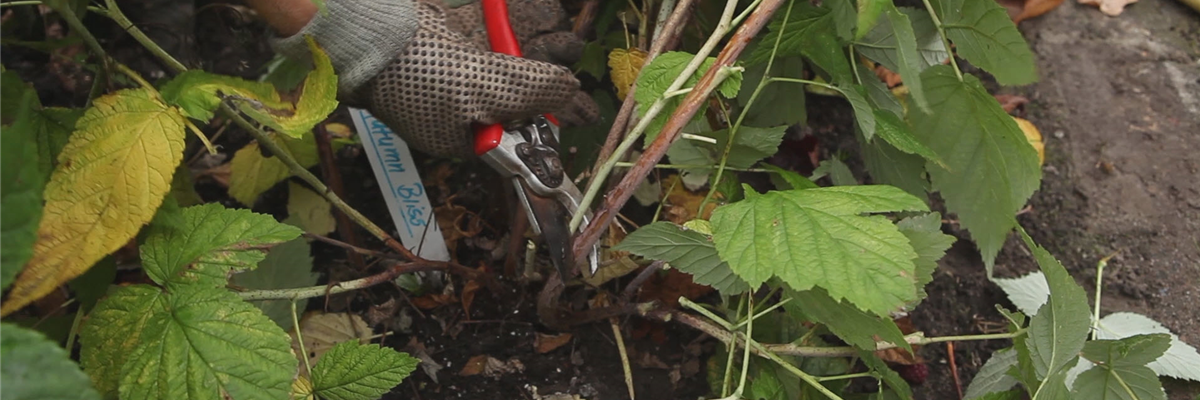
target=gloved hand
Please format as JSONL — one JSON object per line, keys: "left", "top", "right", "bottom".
{"left": 264, "top": 0, "right": 589, "bottom": 157}
{"left": 439, "top": 0, "right": 600, "bottom": 130}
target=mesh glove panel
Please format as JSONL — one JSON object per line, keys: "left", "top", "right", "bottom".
{"left": 367, "top": 2, "right": 580, "bottom": 157}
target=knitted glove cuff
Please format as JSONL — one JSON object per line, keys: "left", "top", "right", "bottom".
{"left": 270, "top": 0, "right": 419, "bottom": 98}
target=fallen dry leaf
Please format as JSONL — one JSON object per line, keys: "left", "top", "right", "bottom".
{"left": 997, "top": 0, "right": 1066, "bottom": 23}
{"left": 459, "top": 354, "right": 491, "bottom": 376}
{"left": 405, "top": 337, "right": 444, "bottom": 383}
{"left": 1014, "top": 117, "right": 1046, "bottom": 165}
{"left": 434, "top": 195, "right": 485, "bottom": 260}
{"left": 461, "top": 279, "right": 483, "bottom": 317}
{"left": 1079, "top": 0, "right": 1137, "bottom": 16}
{"left": 662, "top": 175, "right": 722, "bottom": 224}
{"left": 994, "top": 94, "right": 1030, "bottom": 114}
{"left": 290, "top": 311, "right": 372, "bottom": 371}
{"left": 534, "top": 332, "right": 574, "bottom": 354}
{"left": 874, "top": 65, "right": 904, "bottom": 88}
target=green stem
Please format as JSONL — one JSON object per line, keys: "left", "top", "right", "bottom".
{"left": 292, "top": 300, "right": 312, "bottom": 376}
{"left": 64, "top": 307, "right": 85, "bottom": 351}
{"left": 817, "top": 372, "right": 875, "bottom": 382}
{"left": 919, "top": 0, "right": 963, "bottom": 81}
{"left": 569, "top": 0, "right": 746, "bottom": 232}
{"left": 102, "top": 0, "right": 188, "bottom": 73}
{"left": 1091, "top": 251, "right": 1118, "bottom": 340}
{"left": 651, "top": 174, "right": 680, "bottom": 223}
{"left": 720, "top": 295, "right": 748, "bottom": 397}
{"left": 731, "top": 0, "right": 766, "bottom": 27}
{"left": 731, "top": 297, "right": 790, "bottom": 330}
{"left": 0, "top": 0, "right": 43, "bottom": 7}
{"left": 680, "top": 297, "right": 735, "bottom": 331}
{"left": 48, "top": 1, "right": 111, "bottom": 77}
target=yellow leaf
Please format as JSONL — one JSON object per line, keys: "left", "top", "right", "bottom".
{"left": 287, "top": 181, "right": 336, "bottom": 235}
{"left": 237, "top": 36, "right": 339, "bottom": 138}
{"left": 608, "top": 47, "right": 647, "bottom": 100}
{"left": 228, "top": 131, "right": 319, "bottom": 205}
{"left": 1013, "top": 117, "right": 1045, "bottom": 166}
{"left": 292, "top": 375, "right": 314, "bottom": 400}
{"left": 1, "top": 88, "right": 186, "bottom": 315}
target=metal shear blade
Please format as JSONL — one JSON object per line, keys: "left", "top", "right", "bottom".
{"left": 480, "top": 116, "right": 599, "bottom": 277}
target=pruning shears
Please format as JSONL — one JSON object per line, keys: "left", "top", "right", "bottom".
{"left": 473, "top": 0, "right": 599, "bottom": 278}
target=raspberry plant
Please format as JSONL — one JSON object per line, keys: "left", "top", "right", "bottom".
{"left": 1, "top": 0, "right": 1197, "bottom": 399}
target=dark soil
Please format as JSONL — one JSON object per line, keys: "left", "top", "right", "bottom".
{"left": 3, "top": 0, "right": 1198, "bottom": 399}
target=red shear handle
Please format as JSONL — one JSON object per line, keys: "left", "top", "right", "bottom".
{"left": 474, "top": 0, "right": 519, "bottom": 155}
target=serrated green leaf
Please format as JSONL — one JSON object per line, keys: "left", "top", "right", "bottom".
{"left": 311, "top": 341, "right": 419, "bottom": 400}
{"left": 858, "top": 350, "right": 914, "bottom": 400}
{"left": 964, "top": 348, "right": 1019, "bottom": 400}
{"left": 1020, "top": 230, "right": 1090, "bottom": 380}
{"left": 160, "top": 70, "right": 289, "bottom": 122}
{"left": 261, "top": 54, "right": 314, "bottom": 92}
{"left": 895, "top": 213, "right": 953, "bottom": 303}
{"left": 855, "top": 8, "right": 948, "bottom": 73}
{"left": 1037, "top": 361, "right": 1079, "bottom": 400}
{"left": 783, "top": 286, "right": 910, "bottom": 353}
{"left": 749, "top": 366, "right": 786, "bottom": 400}
{"left": 238, "top": 36, "right": 339, "bottom": 138}
{"left": 928, "top": 0, "right": 1037, "bottom": 85}
{"left": 855, "top": 0, "right": 889, "bottom": 40}
{"left": 993, "top": 271, "right": 1051, "bottom": 316}
{"left": 910, "top": 66, "right": 1041, "bottom": 269}
{"left": 575, "top": 40, "right": 608, "bottom": 80}
{"left": 841, "top": 85, "right": 876, "bottom": 140}
{"left": 1094, "top": 312, "right": 1200, "bottom": 381}
{"left": 880, "top": 6, "right": 929, "bottom": 112}
{"left": 1072, "top": 363, "right": 1165, "bottom": 400}
{"left": 738, "top": 56, "right": 807, "bottom": 128}
{"left": 228, "top": 131, "right": 320, "bottom": 205}
{"left": 231, "top": 238, "right": 317, "bottom": 329}
{"left": 860, "top": 130, "right": 928, "bottom": 198}
{"left": 140, "top": 203, "right": 303, "bottom": 288}
{"left": 747, "top": 2, "right": 853, "bottom": 84}
{"left": 827, "top": 0, "right": 856, "bottom": 41}
{"left": 861, "top": 64, "right": 905, "bottom": 116}
{"left": 3, "top": 87, "right": 187, "bottom": 316}
{"left": 810, "top": 158, "right": 857, "bottom": 186}
{"left": 0, "top": 74, "right": 45, "bottom": 291}
{"left": 665, "top": 126, "right": 786, "bottom": 188}
{"left": 1, "top": 323, "right": 102, "bottom": 400}
{"left": 1082, "top": 334, "right": 1172, "bottom": 368}
{"left": 711, "top": 186, "right": 928, "bottom": 315}
{"left": 80, "top": 284, "right": 168, "bottom": 397}
{"left": 118, "top": 286, "right": 297, "bottom": 400}
{"left": 614, "top": 221, "right": 750, "bottom": 295}
{"left": 762, "top": 164, "right": 818, "bottom": 190}
{"left": 634, "top": 51, "right": 742, "bottom": 143}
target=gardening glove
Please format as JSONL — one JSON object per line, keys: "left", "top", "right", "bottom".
{"left": 438, "top": 0, "right": 600, "bottom": 128}
{"left": 270, "top": 0, "right": 583, "bottom": 157}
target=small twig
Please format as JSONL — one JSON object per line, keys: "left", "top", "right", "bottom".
{"left": 612, "top": 318, "right": 636, "bottom": 400}
{"left": 292, "top": 300, "right": 313, "bottom": 376}
{"left": 305, "top": 232, "right": 390, "bottom": 259}
{"left": 651, "top": 0, "right": 678, "bottom": 45}
{"left": 621, "top": 261, "right": 665, "bottom": 303}
{"left": 314, "top": 123, "right": 366, "bottom": 270}
{"left": 948, "top": 342, "right": 963, "bottom": 399}
{"left": 573, "top": 0, "right": 784, "bottom": 261}
{"left": 571, "top": 0, "right": 601, "bottom": 38}
{"left": 237, "top": 259, "right": 468, "bottom": 301}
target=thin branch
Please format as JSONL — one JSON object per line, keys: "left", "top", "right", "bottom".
{"left": 621, "top": 260, "right": 665, "bottom": 303}
{"left": 573, "top": 0, "right": 785, "bottom": 261}
{"left": 237, "top": 259, "right": 459, "bottom": 301}
{"left": 313, "top": 123, "right": 366, "bottom": 270}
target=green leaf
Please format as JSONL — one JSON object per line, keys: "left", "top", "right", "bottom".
{"left": 614, "top": 221, "right": 751, "bottom": 295}
{"left": 874, "top": 110, "right": 945, "bottom": 168}
{"left": 1082, "top": 334, "right": 1172, "bottom": 369}
{"left": 895, "top": 213, "right": 953, "bottom": 304}
{"left": 993, "top": 271, "right": 1051, "bottom": 315}
{"left": 287, "top": 182, "right": 336, "bottom": 235}
{"left": 749, "top": 366, "right": 786, "bottom": 400}
{"left": 80, "top": 285, "right": 168, "bottom": 397}
{"left": 928, "top": 0, "right": 1037, "bottom": 85}
{"left": 1094, "top": 312, "right": 1200, "bottom": 381}
{"left": 574, "top": 40, "right": 608, "bottom": 80}
{"left": 840, "top": 85, "right": 876, "bottom": 140}
{"left": 260, "top": 54, "right": 314, "bottom": 92}
{"left": 861, "top": 64, "right": 905, "bottom": 116}
{"left": 140, "top": 203, "right": 303, "bottom": 288}
{"left": 238, "top": 36, "right": 339, "bottom": 138}
{"left": 762, "top": 164, "right": 819, "bottom": 190}
{"left": 665, "top": 126, "right": 787, "bottom": 188}
{"left": 910, "top": 66, "right": 1041, "bottom": 269}
{"left": 855, "top": 0, "right": 889, "bottom": 40}
{"left": 118, "top": 286, "right": 297, "bottom": 400}
{"left": 880, "top": 6, "right": 929, "bottom": 112}
{"left": 810, "top": 158, "right": 857, "bottom": 186}
{"left": 855, "top": 8, "right": 948, "bottom": 73}
{"left": 737, "top": 56, "right": 807, "bottom": 128}
{"left": 748, "top": 2, "right": 853, "bottom": 84}
{"left": 964, "top": 348, "right": 1019, "bottom": 400}
{"left": 711, "top": 186, "right": 928, "bottom": 315}
{"left": 1037, "top": 361, "right": 1080, "bottom": 400}
{"left": 1, "top": 323, "right": 102, "bottom": 400}
{"left": 860, "top": 131, "right": 928, "bottom": 198}
{"left": 230, "top": 238, "right": 318, "bottom": 329}
{"left": 783, "top": 286, "right": 911, "bottom": 353}
{"left": 858, "top": 350, "right": 914, "bottom": 400}
{"left": 634, "top": 51, "right": 742, "bottom": 143}
{"left": 827, "top": 0, "right": 856, "bottom": 41}
{"left": 0, "top": 80, "right": 44, "bottom": 291}
{"left": 160, "top": 70, "right": 289, "bottom": 122}
{"left": 228, "top": 131, "right": 320, "bottom": 205}
{"left": 1019, "top": 230, "right": 1090, "bottom": 380}
{"left": 311, "top": 341, "right": 419, "bottom": 400}
{"left": 1071, "top": 364, "right": 1164, "bottom": 400}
